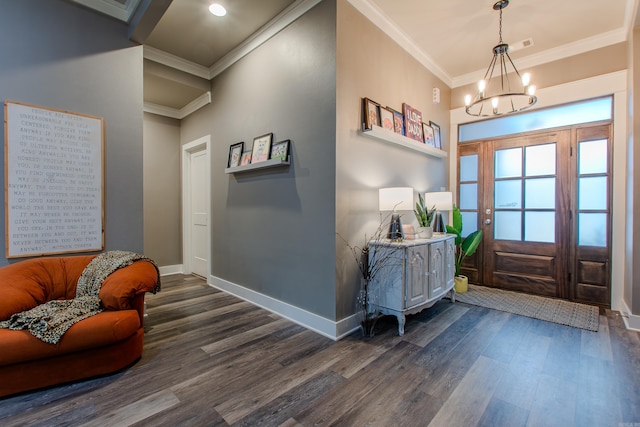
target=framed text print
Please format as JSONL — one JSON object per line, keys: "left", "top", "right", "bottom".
{"left": 4, "top": 101, "right": 104, "bottom": 258}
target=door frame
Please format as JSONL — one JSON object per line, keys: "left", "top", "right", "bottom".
{"left": 450, "top": 70, "right": 627, "bottom": 311}
{"left": 182, "top": 135, "right": 211, "bottom": 277}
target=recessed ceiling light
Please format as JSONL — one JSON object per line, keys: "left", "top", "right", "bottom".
{"left": 209, "top": 3, "right": 226, "bottom": 17}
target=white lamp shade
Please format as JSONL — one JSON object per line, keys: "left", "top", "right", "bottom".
{"left": 379, "top": 187, "right": 413, "bottom": 211}
{"left": 425, "top": 191, "right": 453, "bottom": 211}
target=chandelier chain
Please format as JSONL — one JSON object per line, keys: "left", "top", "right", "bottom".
{"left": 499, "top": 7, "right": 503, "bottom": 44}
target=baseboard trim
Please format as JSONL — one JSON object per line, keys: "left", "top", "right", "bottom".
{"left": 158, "top": 264, "right": 183, "bottom": 276}
{"left": 620, "top": 299, "right": 640, "bottom": 332}
{"left": 210, "top": 276, "right": 361, "bottom": 340}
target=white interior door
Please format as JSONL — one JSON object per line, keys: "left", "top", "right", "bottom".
{"left": 182, "top": 136, "right": 210, "bottom": 278}
{"left": 190, "top": 150, "right": 208, "bottom": 277}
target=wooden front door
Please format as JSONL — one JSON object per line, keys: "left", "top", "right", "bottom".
{"left": 457, "top": 122, "right": 612, "bottom": 306}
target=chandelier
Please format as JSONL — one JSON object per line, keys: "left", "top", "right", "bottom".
{"left": 465, "top": 0, "right": 537, "bottom": 117}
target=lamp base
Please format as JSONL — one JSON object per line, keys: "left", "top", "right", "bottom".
{"left": 432, "top": 211, "right": 446, "bottom": 234}
{"left": 387, "top": 213, "right": 404, "bottom": 241}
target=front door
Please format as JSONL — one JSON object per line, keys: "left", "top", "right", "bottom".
{"left": 457, "top": 123, "right": 612, "bottom": 306}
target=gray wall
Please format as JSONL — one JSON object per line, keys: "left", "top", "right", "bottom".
{"left": 0, "top": 0, "right": 144, "bottom": 265}
{"left": 334, "top": 0, "right": 451, "bottom": 320}
{"left": 180, "top": 0, "right": 337, "bottom": 319}
{"left": 143, "top": 113, "right": 182, "bottom": 266}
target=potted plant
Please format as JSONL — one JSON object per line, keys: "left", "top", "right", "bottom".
{"left": 414, "top": 193, "right": 436, "bottom": 239}
{"left": 446, "top": 204, "right": 483, "bottom": 293}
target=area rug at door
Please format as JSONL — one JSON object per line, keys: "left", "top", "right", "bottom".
{"left": 455, "top": 284, "right": 599, "bottom": 332}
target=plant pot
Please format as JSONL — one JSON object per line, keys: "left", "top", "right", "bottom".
{"left": 417, "top": 226, "right": 433, "bottom": 239}
{"left": 454, "top": 275, "right": 469, "bottom": 293}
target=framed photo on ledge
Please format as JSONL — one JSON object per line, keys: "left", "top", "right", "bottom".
{"left": 422, "top": 122, "right": 435, "bottom": 147}
{"left": 251, "top": 133, "right": 273, "bottom": 163}
{"left": 379, "top": 107, "right": 394, "bottom": 131}
{"left": 430, "top": 121, "right": 442, "bottom": 149}
{"left": 363, "top": 97, "right": 380, "bottom": 130}
{"left": 388, "top": 108, "right": 405, "bottom": 135}
{"left": 270, "top": 139, "right": 290, "bottom": 161}
{"left": 228, "top": 142, "right": 244, "bottom": 167}
{"left": 240, "top": 151, "right": 252, "bottom": 166}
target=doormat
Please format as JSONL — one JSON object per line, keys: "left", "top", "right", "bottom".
{"left": 455, "top": 284, "right": 599, "bottom": 332}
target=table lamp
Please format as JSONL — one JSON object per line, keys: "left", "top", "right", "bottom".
{"left": 379, "top": 187, "right": 413, "bottom": 241}
{"left": 425, "top": 191, "right": 453, "bottom": 234}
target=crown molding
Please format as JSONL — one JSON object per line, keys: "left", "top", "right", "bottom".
{"left": 208, "top": 0, "right": 323, "bottom": 79}
{"left": 144, "top": 91, "right": 211, "bottom": 120}
{"left": 453, "top": 28, "right": 628, "bottom": 88}
{"left": 143, "top": 46, "right": 210, "bottom": 80}
{"left": 70, "top": 0, "right": 141, "bottom": 22}
{"left": 346, "top": 0, "right": 452, "bottom": 87}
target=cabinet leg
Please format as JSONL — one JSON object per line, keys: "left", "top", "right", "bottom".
{"left": 450, "top": 288, "right": 456, "bottom": 303}
{"left": 397, "top": 314, "right": 406, "bottom": 336}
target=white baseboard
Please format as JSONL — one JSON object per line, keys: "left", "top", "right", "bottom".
{"left": 210, "top": 275, "right": 361, "bottom": 341}
{"left": 158, "top": 264, "right": 183, "bottom": 276}
{"left": 620, "top": 299, "right": 640, "bottom": 332}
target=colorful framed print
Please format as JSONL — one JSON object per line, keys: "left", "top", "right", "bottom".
{"left": 251, "top": 133, "right": 273, "bottom": 164}
{"left": 240, "top": 151, "right": 252, "bottom": 166}
{"left": 422, "top": 122, "right": 435, "bottom": 146}
{"left": 379, "top": 107, "right": 394, "bottom": 131}
{"left": 402, "top": 103, "right": 423, "bottom": 143}
{"left": 430, "top": 121, "right": 442, "bottom": 149}
{"left": 363, "top": 98, "right": 380, "bottom": 130}
{"left": 389, "top": 108, "right": 405, "bottom": 135}
{"left": 270, "top": 139, "right": 290, "bottom": 160}
{"left": 228, "top": 142, "right": 244, "bottom": 167}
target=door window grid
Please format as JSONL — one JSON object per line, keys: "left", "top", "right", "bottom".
{"left": 493, "top": 144, "right": 557, "bottom": 243}
{"left": 577, "top": 139, "right": 609, "bottom": 247}
{"left": 459, "top": 154, "right": 479, "bottom": 237}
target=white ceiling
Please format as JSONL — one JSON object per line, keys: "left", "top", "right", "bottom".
{"left": 71, "top": 0, "right": 637, "bottom": 115}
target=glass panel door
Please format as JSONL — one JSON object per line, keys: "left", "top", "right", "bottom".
{"left": 572, "top": 125, "right": 612, "bottom": 305}
{"left": 481, "top": 132, "right": 569, "bottom": 298}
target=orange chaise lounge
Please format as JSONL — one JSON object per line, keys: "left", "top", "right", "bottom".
{"left": 0, "top": 254, "right": 159, "bottom": 397}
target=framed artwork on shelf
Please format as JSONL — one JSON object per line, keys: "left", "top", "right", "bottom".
{"left": 402, "top": 103, "right": 424, "bottom": 143}
{"left": 251, "top": 133, "right": 273, "bottom": 164}
{"left": 379, "top": 107, "right": 394, "bottom": 131}
{"left": 422, "top": 122, "right": 435, "bottom": 147}
{"left": 363, "top": 97, "right": 380, "bottom": 130}
{"left": 430, "top": 121, "right": 442, "bottom": 149}
{"left": 270, "top": 139, "right": 290, "bottom": 160}
{"left": 240, "top": 151, "right": 252, "bottom": 166}
{"left": 228, "top": 142, "right": 244, "bottom": 167}
{"left": 389, "top": 108, "right": 405, "bottom": 135}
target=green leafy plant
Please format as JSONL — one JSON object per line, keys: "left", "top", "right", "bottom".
{"left": 414, "top": 193, "right": 436, "bottom": 227}
{"left": 446, "top": 204, "right": 483, "bottom": 276}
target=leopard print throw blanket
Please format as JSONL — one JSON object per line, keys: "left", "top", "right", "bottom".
{"left": 0, "top": 251, "right": 160, "bottom": 344}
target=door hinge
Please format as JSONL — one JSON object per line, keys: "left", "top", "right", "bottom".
{"left": 570, "top": 146, "right": 573, "bottom": 156}
{"left": 569, "top": 210, "right": 573, "bottom": 220}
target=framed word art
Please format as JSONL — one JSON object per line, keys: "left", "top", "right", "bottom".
{"left": 4, "top": 101, "right": 104, "bottom": 257}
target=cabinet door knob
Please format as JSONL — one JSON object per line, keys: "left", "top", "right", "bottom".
{"left": 485, "top": 219, "right": 492, "bottom": 225}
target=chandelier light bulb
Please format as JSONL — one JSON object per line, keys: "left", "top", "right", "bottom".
{"left": 491, "top": 97, "right": 499, "bottom": 108}
{"left": 528, "top": 85, "right": 536, "bottom": 96}
{"left": 209, "top": 3, "right": 227, "bottom": 16}
{"left": 522, "top": 73, "right": 531, "bottom": 87}
{"left": 464, "top": 94, "right": 472, "bottom": 106}
{"left": 478, "top": 80, "right": 486, "bottom": 97}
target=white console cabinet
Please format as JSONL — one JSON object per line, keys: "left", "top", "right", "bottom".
{"left": 368, "top": 235, "right": 455, "bottom": 336}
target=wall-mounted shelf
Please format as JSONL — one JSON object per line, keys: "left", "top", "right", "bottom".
{"left": 360, "top": 125, "right": 447, "bottom": 159}
{"left": 225, "top": 157, "right": 290, "bottom": 174}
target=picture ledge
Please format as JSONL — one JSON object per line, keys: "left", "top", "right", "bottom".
{"left": 360, "top": 125, "right": 447, "bottom": 159}
{"left": 225, "top": 156, "right": 290, "bottom": 174}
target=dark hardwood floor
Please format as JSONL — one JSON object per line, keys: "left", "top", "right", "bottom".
{"left": 1, "top": 274, "right": 639, "bottom": 426}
